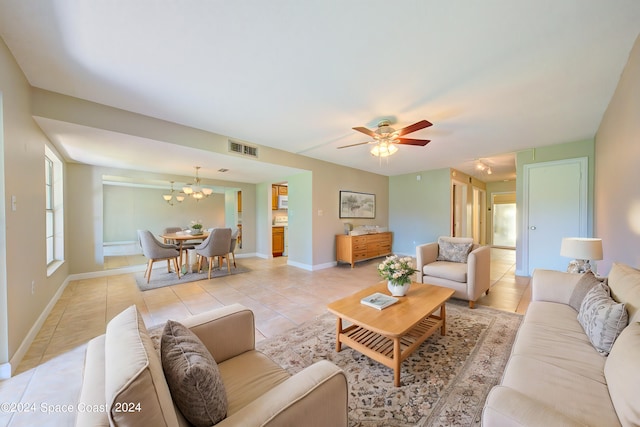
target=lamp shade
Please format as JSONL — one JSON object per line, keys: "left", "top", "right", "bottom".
{"left": 560, "top": 238, "right": 603, "bottom": 260}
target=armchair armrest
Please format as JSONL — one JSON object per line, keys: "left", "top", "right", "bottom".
{"left": 415, "top": 242, "right": 439, "bottom": 283}
{"left": 181, "top": 304, "right": 255, "bottom": 363}
{"left": 218, "top": 360, "right": 348, "bottom": 427}
{"left": 531, "top": 269, "right": 582, "bottom": 304}
{"left": 466, "top": 245, "right": 491, "bottom": 301}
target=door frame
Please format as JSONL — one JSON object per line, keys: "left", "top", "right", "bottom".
{"left": 521, "top": 157, "right": 588, "bottom": 275}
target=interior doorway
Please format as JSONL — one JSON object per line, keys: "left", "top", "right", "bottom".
{"left": 492, "top": 192, "right": 516, "bottom": 248}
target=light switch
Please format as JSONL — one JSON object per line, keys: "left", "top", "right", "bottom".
{"left": 11, "top": 195, "right": 16, "bottom": 211}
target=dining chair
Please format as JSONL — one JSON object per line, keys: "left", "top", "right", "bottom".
{"left": 220, "top": 229, "right": 239, "bottom": 270}
{"left": 163, "top": 226, "right": 197, "bottom": 264}
{"left": 137, "top": 230, "right": 181, "bottom": 283}
{"left": 195, "top": 228, "right": 232, "bottom": 279}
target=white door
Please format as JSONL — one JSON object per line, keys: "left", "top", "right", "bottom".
{"left": 523, "top": 158, "right": 588, "bottom": 275}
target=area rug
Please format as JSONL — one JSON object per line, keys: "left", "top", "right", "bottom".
{"left": 135, "top": 265, "right": 250, "bottom": 291}
{"left": 256, "top": 300, "right": 522, "bottom": 426}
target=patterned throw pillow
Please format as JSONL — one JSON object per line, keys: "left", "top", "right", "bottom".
{"left": 436, "top": 238, "right": 473, "bottom": 263}
{"left": 161, "top": 320, "right": 228, "bottom": 426}
{"left": 577, "top": 283, "right": 628, "bottom": 356}
{"left": 568, "top": 271, "right": 604, "bottom": 312}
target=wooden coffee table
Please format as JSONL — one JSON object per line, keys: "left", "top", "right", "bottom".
{"left": 327, "top": 281, "right": 455, "bottom": 386}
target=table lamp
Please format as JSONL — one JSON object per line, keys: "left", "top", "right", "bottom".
{"left": 560, "top": 237, "right": 603, "bottom": 273}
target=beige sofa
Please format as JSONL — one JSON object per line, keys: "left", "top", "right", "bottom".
{"left": 416, "top": 237, "right": 491, "bottom": 308}
{"left": 482, "top": 263, "right": 640, "bottom": 426}
{"left": 76, "top": 303, "right": 348, "bottom": 426}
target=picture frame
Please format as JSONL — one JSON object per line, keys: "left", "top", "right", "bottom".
{"left": 339, "top": 191, "right": 376, "bottom": 219}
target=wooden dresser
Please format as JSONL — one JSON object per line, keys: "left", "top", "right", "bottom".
{"left": 336, "top": 232, "right": 392, "bottom": 268}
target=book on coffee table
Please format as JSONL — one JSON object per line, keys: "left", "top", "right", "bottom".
{"left": 360, "top": 292, "right": 399, "bottom": 310}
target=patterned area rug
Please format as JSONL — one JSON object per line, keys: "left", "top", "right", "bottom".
{"left": 135, "top": 265, "right": 250, "bottom": 291}
{"left": 257, "top": 300, "right": 522, "bottom": 426}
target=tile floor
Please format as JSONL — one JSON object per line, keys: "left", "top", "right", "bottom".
{"left": 17, "top": 248, "right": 527, "bottom": 375}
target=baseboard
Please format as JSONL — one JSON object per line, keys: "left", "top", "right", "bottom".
{"left": 9, "top": 275, "right": 71, "bottom": 376}
{"left": 286, "top": 259, "right": 336, "bottom": 271}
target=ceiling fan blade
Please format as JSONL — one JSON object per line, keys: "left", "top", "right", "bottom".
{"left": 352, "top": 126, "right": 377, "bottom": 137}
{"left": 396, "top": 138, "right": 431, "bottom": 146}
{"left": 337, "top": 141, "right": 372, "bottom": 149}
{"left": 396, "top": 120, "right": 433, "bottom": 136}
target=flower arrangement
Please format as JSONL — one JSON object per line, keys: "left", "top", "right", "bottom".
{"left": 377, "top": 255, "right": 417, "bottom": 286}
{"left": 190, "top": 220, "right": 203, "bottom": 231}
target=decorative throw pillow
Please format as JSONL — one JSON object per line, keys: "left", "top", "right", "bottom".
{"left": 436, "top": 237, "right": 473, "bottom": 263}
{"left": 568, "top": 271, "right": 604, "bottom": 312}
{"left": 577, "top": 283, "right": 628, "bottom": 356}
{"left": 161, "top": 320, "right": 228, "bottom": 427}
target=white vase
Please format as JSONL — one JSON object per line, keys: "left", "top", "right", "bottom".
{"left": 388, "top": 281, "right": 410, "bottom": 297}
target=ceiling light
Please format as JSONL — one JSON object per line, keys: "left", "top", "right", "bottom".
{"left": 370, "top": 141, "right": 398, "bottom": 157}
{"left": 162, "top": 181, "right": 185, "bottom": 206}
{"left": 475, "top": 160, "right": 492, "bottom": 176}
{"left": 182, "top": 166, "right": 213, "bottom": 201}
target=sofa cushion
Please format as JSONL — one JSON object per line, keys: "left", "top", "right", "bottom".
{"left": 422, "top": 260, "right": 468, "bottom": 283}
{"left": 161, "top": 319, "right": 228, "bottom": 427}
{"left": 605, "top": 322, "right": 640, "bottom": 427}
{"left": 568, "top": 271, "right": 602, "bottom": 312}
{"left": 104, "top": 305, "right": 179, "bottom": 427}
{"left": 607, "top": 262, "right": 640, "bottom": 323}
{"left": 436, "top": 237, "right": 473, "bottom": 263}
{"left": 218, "top": 350, "right": 290, "bottom": 416}
{"left": 577, "top": 283, "right": 628, "bottom": 355}
{"left": 512, "top": 302, "right": 606, "bottom": 382}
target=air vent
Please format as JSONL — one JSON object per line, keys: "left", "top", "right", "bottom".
{"left": 228, "top": 140, "right": 259, "bottom": 158}
{"left": 229, "top": 141, "right": 243, "bottom": 154}
{"left": 243, "top": 145, "right": 258, "bottom": 157}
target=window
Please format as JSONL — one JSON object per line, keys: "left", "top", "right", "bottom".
{"left": 45, "top": 145, "right": 64, "bottom": 272}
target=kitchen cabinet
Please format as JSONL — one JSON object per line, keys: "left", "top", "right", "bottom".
{"left": 272, "top": 184, "right": 288, "bottom": 209}
{"left": 273, "top": 226, "right": 285, "bottom": 257}
{"left": 336, "top": 232, "right": 392, "bottom": 268}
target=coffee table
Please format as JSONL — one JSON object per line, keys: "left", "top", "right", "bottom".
{"left": 327, "top": 281, "right": 455, "bottom": 386}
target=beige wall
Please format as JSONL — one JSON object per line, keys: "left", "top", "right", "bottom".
{"left": 0, "top": 37, "right": 69, "bottom": 371}
{"left": 595, "top": 34, "right": 640, "bottom": 274}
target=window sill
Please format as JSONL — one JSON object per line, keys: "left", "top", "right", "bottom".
{"left": 47, "top": 260, "right": 65, "bottom": 277}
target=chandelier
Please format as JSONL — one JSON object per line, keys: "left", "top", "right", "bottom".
{"left": 182, "top": 166, "right": 213, "bottom": 200}
{"left": 162, "top": 181, "right": 185, "bottom": 206}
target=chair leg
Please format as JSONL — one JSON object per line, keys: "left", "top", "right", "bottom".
{"left": 174, "top": 258, "right": 181, "bottom": 279}
{"left": 167, "top": 259, "right": 171, "bottom": 273}
{"left": 232, "top": 252, "right": 236, "bottom": 268}
{"left": 208, "top": 257, "right": 213, "bottom": 279}
{"left": 146, "top": 260, "right": 154, "bottom": 283}
{"left": 226, "top": 256, "right": 231, "bottom": 273}
{"left": 469, "top": 300, "right": 475, "bottom": 309}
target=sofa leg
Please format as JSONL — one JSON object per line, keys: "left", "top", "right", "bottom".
{"left": 469, "top": 300, "right": 475, "bottom": 309}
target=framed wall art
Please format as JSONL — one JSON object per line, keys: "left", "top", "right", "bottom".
{"left": 339, "top": 191, "right": 376, "bottom": 219}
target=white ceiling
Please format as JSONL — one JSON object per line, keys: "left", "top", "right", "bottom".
{"left": 1, "top": 1, "right": 639, "bottom": 184}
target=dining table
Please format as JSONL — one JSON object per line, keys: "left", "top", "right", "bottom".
{"left": 161, "top": 230, "right": 210, "bottom": 272}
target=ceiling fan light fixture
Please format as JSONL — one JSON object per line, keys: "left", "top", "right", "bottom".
{"left": 370, "top": 141, "right": 398, "bottom": 157}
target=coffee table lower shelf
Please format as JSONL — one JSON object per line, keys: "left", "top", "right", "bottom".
{"left": 336, "top": 314, "right": 444, "bottom": 386}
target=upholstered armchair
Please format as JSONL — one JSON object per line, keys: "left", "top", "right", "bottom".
{"left": 137, "top": 229, "right": 181, "bottom": 283}
{"left": 196, "top": 228, "right": 232, "bottom": 278}
{"left": 416, "top": 236, "right": 491, "bottom": 308}
{"left": 76, "top": 304, "right": 349, "bottom": 426}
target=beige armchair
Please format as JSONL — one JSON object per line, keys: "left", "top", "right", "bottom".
{"left": 76, "top": 304, "right": 348, "bottom": 427}
{"left": 416, "top": 237, "right": 491, "bottom": 308}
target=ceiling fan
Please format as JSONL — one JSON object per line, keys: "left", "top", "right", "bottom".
{"left": 338, "top": 119, "right": 433, "bottom": 156}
